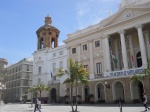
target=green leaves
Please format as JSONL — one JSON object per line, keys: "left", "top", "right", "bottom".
{"left": 55, "top": 58, "right": 89, "bottom": 85}
{"left": 130, "top": 58, "right": 150, "bottom": 83}
{"left": 36, "top": 83, "right": 50, "bottom": 92}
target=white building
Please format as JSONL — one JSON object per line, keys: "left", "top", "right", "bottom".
{"left": 64, "top": 0, "right": 150, "bottom": 103}
{"left": 32, "top": 16, "right": 68, "bottom": 103}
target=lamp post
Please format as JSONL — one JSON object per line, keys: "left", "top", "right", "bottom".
{"left": 0, "top": 82, "right": 6, "bottom": 105}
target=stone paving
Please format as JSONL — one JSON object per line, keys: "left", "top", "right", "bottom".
{"left": 0, "top": 102, "right": 150, "bottom": 112}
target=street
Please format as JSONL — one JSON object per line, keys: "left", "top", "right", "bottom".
{"left": 0, "top": 102, "right": 149, "bottom": 112}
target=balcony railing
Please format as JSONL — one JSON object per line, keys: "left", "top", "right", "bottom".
{"left": 48, "top": 79, "right": 60, "bottom": 85}
{"left": 95, "top": 73, "right": 103, "bottom": 79}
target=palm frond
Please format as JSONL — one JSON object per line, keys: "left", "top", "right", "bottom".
{"left": 63, "top": 78, "right": 71, "bottom": 84}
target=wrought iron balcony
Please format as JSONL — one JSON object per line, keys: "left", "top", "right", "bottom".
{"left": 95, "top": 73, "right": 103, "bottom": 79}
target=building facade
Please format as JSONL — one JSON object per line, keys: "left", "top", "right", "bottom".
{"left": 5, "top": 58, "right": 33, "bottom": 102}
{"left": 33, "top": 16, "right": 68, "bottom": 103}
{"left": 64, "top": 0, "right": 150, "bottom": 103}
{"left": 0, "top": 58, "right": 8, "bottom": 102}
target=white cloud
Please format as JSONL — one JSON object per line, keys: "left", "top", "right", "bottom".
{"left": 75, "top": 0, "right": 110, "bottom": 30}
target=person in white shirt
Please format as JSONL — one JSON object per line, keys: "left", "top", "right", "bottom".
{"left": 143, "top": 93, "right": 150, "bottom": 111}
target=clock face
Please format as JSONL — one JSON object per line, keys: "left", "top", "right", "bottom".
{"left": 124, "top": 11, "right": 131, "bottom": 17}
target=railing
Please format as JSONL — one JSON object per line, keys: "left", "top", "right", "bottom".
{"left": 48, "top": 79, "right": 60, "bottom": 85}
{"left": 95, "top": 73, "right": 103, "bottom": 79}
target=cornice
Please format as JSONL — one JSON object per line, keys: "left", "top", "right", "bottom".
{"left": 65, "top": 7, "right": 150, "bottom": 43}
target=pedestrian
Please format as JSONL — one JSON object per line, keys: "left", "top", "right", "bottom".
{"left": 34, "top": 97, "right": 41, "bottom": 112}
{"left": 143, "top": 93, "right": 150, "bottom": 111}
{"left": 20, "top": 97, "right": 22, "bottom": 104}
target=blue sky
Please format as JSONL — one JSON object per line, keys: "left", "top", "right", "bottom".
{"left": 0, "top": 0, "right": 121, "bottom": 65}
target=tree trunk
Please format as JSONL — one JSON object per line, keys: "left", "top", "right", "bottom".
{"left": 70, "top": 83, "right": 74, "bottom": 112}
{"left": 75, "top": 80, "right": 78, "bottom": 112}
{"left": 40, "top": 91, "right": 42, "bottom": 109}
{"left": 31, "top": 94, "right": 33, "bottom": 107}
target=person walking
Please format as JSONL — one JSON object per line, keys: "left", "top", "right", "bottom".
{"left": 143, "top": 93, "right": 150, "bottom": 111}
{"left": 34, "top": 97, "right": 41, "bottom": 112}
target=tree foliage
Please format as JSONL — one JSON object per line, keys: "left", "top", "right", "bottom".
{"left": 131, "top": 58, "right": 150, "bottom": 83}
{"left": 35, "top": 83, "right": 50, "bottom": 101}
{"left": 55, "top": 58, "right": 89, "bottom": 112}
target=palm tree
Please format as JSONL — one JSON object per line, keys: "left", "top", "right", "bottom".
{"left": 28, "top": 86, "right": 37, "bottom": 107}
{"left": 56, "top": 58, "right": 89, "bottom": 112}
{"left": 35, "top": 83, "right": 50, "bottom": 104}
{"left": 131, "top": 58, "right": 150, "bottom": 83}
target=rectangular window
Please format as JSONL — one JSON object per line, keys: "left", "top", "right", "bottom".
{"left": 26, "top": 65, "right": 29, "bottom": 71}
{"left": 53, "top": 53, "right": 56, "bottom": 57}
{"left": 38, "top": 66, "right": 41, "bottom": 74}
{"left": 96, "top": 62, "right": 102, "bottom": 74}
{"left": 60, "top": 50, "right": 63, "bottom": 55}
{"left": 84, "top": 65, "right": 88, "bottom": 70}
{"left": 60, "top": 61, "right": 63, "bottom": 68}
{"left": 38, "top": 78, "right": 41, "bottom": 84}
{"left": 109, "top": 41, "right": 111, "bottom": 47}
{"left": 95, "top": 41, "right": 100, "bottom": 47}
{"left": 83, "top": 44, "right": 87, "bottom": 51}
{"left": 52, "top": 63, "right": 56, "bottom": 73}
{"left": 72, "top": 48, "right": 76, "bottom": 54}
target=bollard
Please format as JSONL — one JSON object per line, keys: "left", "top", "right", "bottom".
{"left": 119, "top": 97, "right": 122, "bottom": 112}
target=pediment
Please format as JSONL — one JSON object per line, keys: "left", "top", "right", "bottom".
{"left": 104, "top": 3, "right": 150, "bottom": 27}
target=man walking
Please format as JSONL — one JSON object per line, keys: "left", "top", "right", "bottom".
{"left": 34, "top": 97, "right": 41, "bottom": 112}
{"left": 143, "top": 93, "right": 150, "bottom": 111}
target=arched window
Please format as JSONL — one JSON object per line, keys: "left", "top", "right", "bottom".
{"left": 40, "top": 38, "right": 44, "bottom": 49}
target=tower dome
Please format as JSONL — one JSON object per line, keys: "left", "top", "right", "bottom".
{"left": 36, "top": 16, "right": 60, "bottom": 50}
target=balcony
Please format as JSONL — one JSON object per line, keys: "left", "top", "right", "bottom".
{"left": 48, "top": 79, "right": 60, "bottom": 85}
{"left": 95, "top": 73, "right": 103, "bottom": 79}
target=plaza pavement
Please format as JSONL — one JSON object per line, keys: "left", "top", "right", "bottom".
{"left": 0, "top": 102, "right": 150, "bottom": 112}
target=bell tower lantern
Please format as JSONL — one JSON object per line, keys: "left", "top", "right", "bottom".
{"left": 36, "top": 16, "right": 60, "bottom": 50}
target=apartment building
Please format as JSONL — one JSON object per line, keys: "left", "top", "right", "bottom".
{"left": 5, "top": 58, "right": 33, "bottom": 102}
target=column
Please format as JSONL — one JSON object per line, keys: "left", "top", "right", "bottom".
{"left": 144, "top": 31, "right": 150, "bottom": 59}
{"left": 114, "top": 39, "right": 120, "bottom": 70}
{"left": 128, "top": 35, "right": 135, "bottom": 68}
{"left": 118, "top": 30, "right": 128, "bottom": 69}
{"left": 77, "top": 43, "right": 81, "bottom": 62}
{"left": 66, "top": 46, "right": 70, "bottom": 60}
{"left": 136, "top": 24, "right": 147, "bottom": 67}
{"left": 89, "top": 40, "right": 94, "bottom": 79}
{"left": 104, "top": 36, "right": 111, "bottom": 71}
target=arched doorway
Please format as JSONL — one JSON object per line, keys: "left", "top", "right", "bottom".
{"left": 51, "top": 88, "right": 57, "bottom": 102}
{"left": 113, "top": 81, "right": 125, "bottom": 103}
{"left": 131, "top": 80, "right": 144, "bottom": 103}
{"left": 84, "top": 85, "right": 90, "bottom": 103}
{"left": 96, "top": 83, "right": 105, "bottom": 103}
{"left": 136, "top": 52, "right": 142, "bottom": 67}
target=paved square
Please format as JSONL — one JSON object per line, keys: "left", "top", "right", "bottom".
{"left": 0, "top": 103, "right": 150, "bottom": 112}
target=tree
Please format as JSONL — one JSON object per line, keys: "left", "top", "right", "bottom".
{"left": 131, "top": 58, "right": 150, "bottom": 83}
{"left": 28, "top": 86, "right": 37, "bottom": 107}
{"left": 35, "top": 83, "right": 50, "bottom": 103}
{"left": 56, "top": 58, "right": 89, "bottom": 112}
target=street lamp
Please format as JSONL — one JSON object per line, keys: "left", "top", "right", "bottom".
{"left": 0, "top": 82, "right": 6, "bottom": 104}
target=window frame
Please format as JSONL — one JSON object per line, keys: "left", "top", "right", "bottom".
{"left": 72, "top": 48, "right": 76, "bottom": 54}
{"left": 96, "top": 62, "right": 102, "bottom": 74}
{"left": 95, "top": 40, "right": 100, "bottom": 48}
{"left": 83, "top": 44, "right": 87, "bottom": 51}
